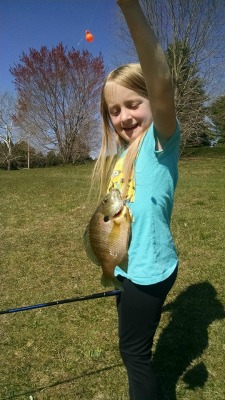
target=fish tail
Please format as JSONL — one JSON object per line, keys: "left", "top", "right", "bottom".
{"left": 101, "top": 274, "right": 124, "bottom": 291}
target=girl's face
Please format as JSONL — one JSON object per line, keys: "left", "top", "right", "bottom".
{"left": 104, "top": 81, "right": 152, "bottom": 143}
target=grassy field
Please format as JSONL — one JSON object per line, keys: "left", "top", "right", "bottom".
{"left": 0, "top": 150, "right": 224, "bottom": 400}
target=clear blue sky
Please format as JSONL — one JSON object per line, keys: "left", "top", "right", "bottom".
{"left": 0, "top": 0, "right": 118, "bottom": 94}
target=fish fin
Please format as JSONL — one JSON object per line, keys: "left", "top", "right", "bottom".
{"left": 83, "top": 225, "right": 101, "bottom": 266}
{"left": 101, "top": 274, "right": 124, "bottom": 291}
{"left": 108, "top": 222, "right": 121, "bottom": 241}
{"left": 114, "top": 218, "right": 123, "bottom": 226}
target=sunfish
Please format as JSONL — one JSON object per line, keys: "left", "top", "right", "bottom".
{"left": 83, "top": 189, "right": 131, "bottom": 289}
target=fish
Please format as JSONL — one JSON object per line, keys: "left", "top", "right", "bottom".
{"left": 83, "top": 188, "right": 131, "bottom": 289}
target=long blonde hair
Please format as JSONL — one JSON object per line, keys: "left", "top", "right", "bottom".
{"left": 92, "top": 63, "right": 150, "bottom": 200}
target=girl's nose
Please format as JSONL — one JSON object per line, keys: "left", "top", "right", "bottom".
{"left": 120, "top": 107, "right": 132, "bottom": 124}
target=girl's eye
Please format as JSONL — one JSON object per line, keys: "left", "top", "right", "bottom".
{"left": 108, "top": 102, "right": 141, "bottom": 116}
{"left": 129, "top": 103, "right": 140, "bottom": 109}
{"left": 109, "top": 109, "right": 120, "bottom": 117}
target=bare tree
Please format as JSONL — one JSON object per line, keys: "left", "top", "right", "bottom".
{"left": 11, "top": 44, "right": 105, "bottom": 163}
{"left": 0, "top": 92, "right": 16, "bottom": 170}
{"left": 115, "top": 0, "right": 225, "bottom": 147}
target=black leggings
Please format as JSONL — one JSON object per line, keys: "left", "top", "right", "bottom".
{"left": 117, "top": 267, "right": 178, "bottom": 400}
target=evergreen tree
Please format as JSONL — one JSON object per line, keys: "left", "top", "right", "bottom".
{"left": 208, "top": 95, "right": 225, "bottom": 144}
{"left": 166, "top": 41, "right": 210, "bottom": 147}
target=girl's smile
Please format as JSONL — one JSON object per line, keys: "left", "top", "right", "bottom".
{"left": 104, "top": 82, "right": 152, "bottom": 142}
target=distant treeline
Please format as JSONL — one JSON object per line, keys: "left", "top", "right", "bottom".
{"left": 1, "top": 139, "right": 224, "bottom": 170}
{"left": 0, "top": 140, "right": 92, "bottom": 170}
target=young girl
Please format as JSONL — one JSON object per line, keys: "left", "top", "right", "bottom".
{"left": 93, "top": 0, "right": 180, "bottom": 398}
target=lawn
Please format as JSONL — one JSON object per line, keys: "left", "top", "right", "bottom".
{"left": 0, "top": 151, "right": 224, "bottom": 399}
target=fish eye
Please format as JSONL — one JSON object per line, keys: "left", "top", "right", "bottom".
{"left": 104, "top": 215, "right": 109, "bottom": 222}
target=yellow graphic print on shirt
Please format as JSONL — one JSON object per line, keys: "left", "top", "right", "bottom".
{"left": 107, "top": 156, "right": 135, "bottom": 203}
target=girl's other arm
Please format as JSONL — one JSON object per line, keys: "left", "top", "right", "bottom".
{"left": 117, "top": 0, "right": 176, "bottom": 140}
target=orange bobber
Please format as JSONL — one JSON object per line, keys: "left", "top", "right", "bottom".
{"left": 85, "top": 30, "right": 94, "bottom": 42}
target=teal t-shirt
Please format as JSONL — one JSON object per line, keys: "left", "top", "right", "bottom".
{"left": 114, "top": 122, "right": 180, "bottom": 285}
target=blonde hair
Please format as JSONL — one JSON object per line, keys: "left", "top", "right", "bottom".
{"left": 92, "top": 63, "right": 150, "bottom": 200}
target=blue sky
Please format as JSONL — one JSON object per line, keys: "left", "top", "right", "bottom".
{"left": 0, "top": 0, "right": 119, "bottom": 94}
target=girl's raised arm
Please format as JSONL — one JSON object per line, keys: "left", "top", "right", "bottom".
{"left": 117, "top": 0, "right": 177, "bottom": 139}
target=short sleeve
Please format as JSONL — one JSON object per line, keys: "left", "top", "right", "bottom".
{"left": 153, "top": 120, "right": 181, "bottom": 158}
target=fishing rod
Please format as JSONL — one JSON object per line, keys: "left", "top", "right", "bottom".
{"left": 0, "top": 289, "right": 121, "bottom": 315}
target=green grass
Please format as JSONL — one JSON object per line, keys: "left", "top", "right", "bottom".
{"left": 181, "top": 144, "right": 225, "bottom": 158}
{"left": 0, "top": 156, "right": 224, "bottom": 400}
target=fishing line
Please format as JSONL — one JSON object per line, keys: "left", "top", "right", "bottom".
{"left": 77, "top": 0, "right": 101, "bottom": 47}
{"left": 0, "top": 289, "right": 121, "bottom": 315}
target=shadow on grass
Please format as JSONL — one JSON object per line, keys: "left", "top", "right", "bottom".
{"left": 5, "top": 363, "right": 123, "bottom": 399}
{"left": 153, "top": 281, "right": 225, "bottom": 400}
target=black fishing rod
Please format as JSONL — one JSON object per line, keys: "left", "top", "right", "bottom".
{"left": 0, "top": 289, "right": 121, "bottom": 315}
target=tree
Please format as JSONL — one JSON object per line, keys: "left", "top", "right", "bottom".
{"left": 0, "top": 92, "right": 16, "bottom": 170}
{"left": 166, "top": 41, "right": 210, "bottom": 147}
{"left": 11, "top": 44, "right": 105, "bottom": 163}
{"left": 115, "top": 0, "right": 225, "bottom": 147}
{"left": 208, "top": 95, "right": 225, "bottom": 144}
